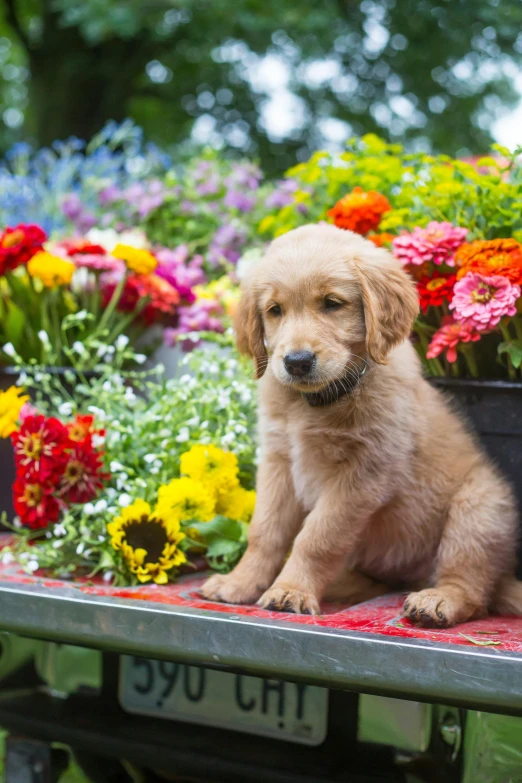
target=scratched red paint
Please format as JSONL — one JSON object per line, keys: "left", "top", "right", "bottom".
{"left": 2, "top": 549, "right": 522, "bottom": 652}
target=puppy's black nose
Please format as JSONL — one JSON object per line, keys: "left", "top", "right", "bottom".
{"left": 284, "top": 351, "right": 316, "bottom": 377}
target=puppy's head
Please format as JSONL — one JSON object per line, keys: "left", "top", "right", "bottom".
{"left": 235, "top": 224, "right": 419, "bottom": 390}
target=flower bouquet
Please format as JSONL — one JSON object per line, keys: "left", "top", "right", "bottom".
{"left": 1, "top": 349, "right": 257, "bottom": 584}
{"left": 0, "top": 223, "right": 228, "bottom": 369}
{"left": 260, "top": 134, "right": 522, "bottom": 379}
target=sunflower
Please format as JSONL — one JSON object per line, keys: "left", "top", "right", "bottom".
{"left": 107, "top": 499, "right": 186, "bottom": 584}
{"left": 216, "top": 487, "right": 256, "bottom": 523}
{"left": 180, "top": 444, "right": 239, "bottom": 496}
{"left": 156, "top": 477, "right": 216, "bottom": 523}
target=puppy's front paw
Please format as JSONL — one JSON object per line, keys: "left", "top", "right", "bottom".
{"left": 403, "top": 587, "right": 484, "bottom": 629}
{"left": 258, "top": 584, "right": 320, "bottom": 615}
{"left": 200, "top": 573, "right": 262, "bottom": 605}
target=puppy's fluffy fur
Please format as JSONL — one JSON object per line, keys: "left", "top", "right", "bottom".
{"left": 201, "top": 224, "right": 522, "bottom": 627}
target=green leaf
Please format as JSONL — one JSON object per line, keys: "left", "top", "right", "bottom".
{"left": 498, "top": 340, "right": 522, "bottom": 369}
{"left": 4, "top": 302, "right": 25, "bottom": 347}
{"left": 190, "top": 515, "right": 244, "bottom": 543}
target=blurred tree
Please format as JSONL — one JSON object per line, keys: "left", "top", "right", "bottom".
{"left": 0, "top": 0, "right": 521, "bottom": 172}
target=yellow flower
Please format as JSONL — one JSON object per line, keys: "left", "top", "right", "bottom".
{"left": 27, "top": 252, "right": 75, "bottom": 287}
{"left": 0, "top": 386, "right": 29, "bottom": 438}
{"left": 180, "top": 444, "right": 239, "bottom": 496}
{"left": 112, "top": 244, "right": 157, "bottom": 274}
{"left": 217, "top": 487, "right": 256, "bottom": 523}
{"left": 155, "top": 477, "right": 216, "bottom": 523}
{"left": 107, "top": 499, "right": 186, "bottom": 584}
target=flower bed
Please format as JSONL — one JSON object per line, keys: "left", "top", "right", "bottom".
{"left": 1, "top": 349, "right": 256, "bottom": 583}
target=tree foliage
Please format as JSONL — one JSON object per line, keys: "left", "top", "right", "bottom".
{"left": 0, "top": 0, "right": 521, "bottom": 172}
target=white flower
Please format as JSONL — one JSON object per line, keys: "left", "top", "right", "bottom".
{"left": 144, "top": 453, "right": 159, "bottom": 464}
{"left": 83, "top": 502, "right": 95, "bottom": 516}
{"left": 98, "top": 535, "right": 106, "bottom": 542}
{"left": 103, "top": 570, "right": 114, "bottom": 583}
{"left": 125, "top": 388, "right": 137, "bottom": 402}
{"left": 27, "top": 560, "right": 39, "bottom": 572}
{"left": 134, "top": 354, "right": 147, "bottom": 364}
{"left": 16, "top": 372, "right": 27, "bottom": 386}
{"left": 234, "top": 424, "right": 247, "bottom": 434}
{"left": 110, "top": 460, "right": 125, "bottom": 473}
{"left": 92, "top": 433, "right": 105, "bottom": 448}
{"left": 102, "top": 380, "right": 112, "bottom": 392}
{"left": 53, "top": 540, "right": 63, "bottom": 549}
{"left": 116, "top": 335, "right": 130, "bottom": 351}
{"left": 76, "top": 543, "right": 85, "bottom": 555}
{"left": 2, "top": 342, "right": 16, "bottom": 358}
{"left": 176, "top": 427, "right": 190, "bottom": 443}
{"left": 118, "top": 493, "right": 132, "bottom": 508}
{"left": 58, "top": 402, "right": 73, "bottom": 416}
{"left": 222, "top": 432, "right": 235, "bottom": 446}
{"left": 94, "top": 499, "right": 108, "bottom": 513}
{"left": 2, "top": 552, "right": 14, "bottom": 565}
{"left": 88, "top": 406, "right": 107, "bottom": 420}
{"left": 179, "top": 374, "right": 192, "bottom": 385}
{"left": 186, "top": 416, "right": 200, "bottom": 427}
{"left": 38, "top": 330, "right": 51, "bottom": 345}
{"left": 72, "top": 341, "right": 86, "bottom": 355}
{"left": 116, "top": 474, "right": 129, "bottom": 490}
{"left": 201, "top": 420, "right": 209, "bottom": 429}
{"left": 54, "top": 524, "right": 67, "bottom": 537}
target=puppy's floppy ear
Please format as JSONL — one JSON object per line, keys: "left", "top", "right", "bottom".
{"left": 354, "top": 246, "right": 419, "bottom": 364}
{"left": 234, "top": 281, "right": 268, "bottom": 379}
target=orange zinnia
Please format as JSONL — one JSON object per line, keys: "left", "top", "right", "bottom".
{"left": 367, "top": 232, "right": 395, "bottom": 247}
{"left": 327, "top": 187, "right": 391, "bottom": 235}
{"left": 455, "top": 238, "right": 522, "bottom": 286}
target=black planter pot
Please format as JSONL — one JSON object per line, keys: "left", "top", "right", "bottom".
{"left": 431, "top": 378, "right": 522, "bottom": 574}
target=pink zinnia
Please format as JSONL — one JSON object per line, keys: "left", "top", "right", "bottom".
{"left": 449, "top": 272, "right": 520, "bottom": 331}
{"left": 72, "top": 253, "right": 125, "bottom": 273}
{"left": 426, "top": 317, "right": 481, "bottom": 363}
{"left": 392, "top": 221, "right": 468, "bottom": 267}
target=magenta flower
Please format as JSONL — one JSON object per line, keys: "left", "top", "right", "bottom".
{"left": 392, "top": 222, "right": 468, "bottom": 267}
{"left": 449, "top": 272, "right": 520, "bottom": 331}
{"left": 426, "top": 316, "right": 481, "bottom": 363}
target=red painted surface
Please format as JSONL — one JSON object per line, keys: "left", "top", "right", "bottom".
{"left": 1, "top": 553, "right": 522, "bottom": 653}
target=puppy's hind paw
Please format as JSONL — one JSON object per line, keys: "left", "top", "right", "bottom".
{"left": 258, "top": 585, "right": 320, "bottom": 615}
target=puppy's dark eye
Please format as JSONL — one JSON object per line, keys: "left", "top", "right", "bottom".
{"left": 268, "top": 303, "right": 282, "bottom": 317}
{"left": 324, "top": 297, "right": 344, "bottom": 312}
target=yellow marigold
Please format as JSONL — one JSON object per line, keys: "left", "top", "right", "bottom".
{"left": 327, "top": 187, "right": 391, "bottom": 235}
{"left": 0, "top": 386, "right": 29, "bottom": 438}
{"left": 155, "top": 477, "right": 216, "bottom": 523}
{"left": 107, "top": 498, "right": 186, "bottom": 584}
{"left": 455, "top": 238, "right": 522, "bottom": 286}
{"left": 180, "top": 444, "right": 239, "bottom": 496}
{"left": 112, "top": 244, "right": 157, "bottom": 275}
{"left": 217, "top": 487, "right": 256, "bottom": 523}
{"left": 27, "top": 252, "right": 75, "bottom": 287}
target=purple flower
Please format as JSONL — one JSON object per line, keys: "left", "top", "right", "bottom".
{"left": 265, "top": 179, "right": 298, "bottom": 209}
{"left": 62, "top": 193, "right": 84, "bottom": 221}
{"left": 196, "top": 176, "right": 220, "bottom": 196}
{"left": 225, "top": 162, "right": 262, "bottom": 190}
{"left": 223, "top": 190, "right": 256, "bottom": 212}
{"left": 164, "top": 299, "right": 225, "bottom": 350}
{"left": 98, "top": 185, "right": 121, "bottom": 206}
{"left": 208, "top": 223, "right": 247, "bottom": 266}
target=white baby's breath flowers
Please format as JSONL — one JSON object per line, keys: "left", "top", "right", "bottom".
{"left": 2, "top": 552, "right": 14, "bottom": 565}
{"left": 176, "top": 427, "right": 190, "bottom": 443}
{"left": 76, "top": 543, "right": 85, "bottom": 555}
{"left": 92, "top": 433, "right": 105, "bottom": 448}
{"left": 72, "top": 341, "right": 86, "bottom": 356}
{"left": 27, "top": 560, "right": 39, "bottom": 573}
{"left": 58, "top": 402, "right": 74, "bottom": 417}
{"left": 54, "top": 524, "right": 67, "bottom": 537}
{"left": 38, "top": 330, "right": 51, "bottom": 346}
{"left": 116, "top": 335, "right": 130, "bottom": 351}
{"left": 134, "top": 354, "right": 147, "bottom": 364}
{"left": 118, "top": 493, "right": 132, "bottom": 508}
{"left": 2, "top": 342, "right": 17, "bottom": 358}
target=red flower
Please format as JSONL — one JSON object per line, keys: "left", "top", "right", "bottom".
{"left": 417, "top": 274, "right": 457, "bottom": 313}
{"left": 13, "top": 477, "right": 61, "bottom": 529}
{"left": 0, "top": 224, "right": 47, "bottom": 275}
{"left": 67, "top": 414, "right": 105, "bottom": 445}
{"left": 11, "top": 415, "right": 70, "bottom": 481}
{"left": 62, "top": 238, "right": 106, "bottom": 256}
{"left": 59, "top": 440, "right": 109, "bottom": 504}
{"left": 105, "top": 273, "right": 180, "bottom": 325}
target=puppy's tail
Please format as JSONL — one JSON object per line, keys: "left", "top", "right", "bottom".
{"left": 492, "top": 576, "right": 522, "bottom": 615}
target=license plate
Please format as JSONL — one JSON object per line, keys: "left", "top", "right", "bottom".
{"left": 119, "top": 656, "right": 328, "bottom": 746}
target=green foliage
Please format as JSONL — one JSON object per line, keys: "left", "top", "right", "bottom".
{"left": 190, "top": 515, "right": 248, "bottom": 572}
{"left": 261, "top": 134, "right": 522, "bottom": 241}
{"left": 1, "top": 0, "right": 522, "bottom": 171}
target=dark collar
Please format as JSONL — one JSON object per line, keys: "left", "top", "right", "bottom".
{"left": 302, "top": 364, "right": 368, "bottom": 408}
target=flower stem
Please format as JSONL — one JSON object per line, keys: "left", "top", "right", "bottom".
{"left": 461, "top": 346, "right": 479, "bottom": 378}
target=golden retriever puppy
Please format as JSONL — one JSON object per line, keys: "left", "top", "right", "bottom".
{"left": 201, "top": 224, "right": 522, "bottom": 627}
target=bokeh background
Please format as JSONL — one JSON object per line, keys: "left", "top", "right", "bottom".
{"left": 0, "top": 0, "right": 521, "bottom": 172}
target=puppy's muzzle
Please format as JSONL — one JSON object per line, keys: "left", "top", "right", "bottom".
{"left": 283, "top": 351, "right": 316, "bottom": 378}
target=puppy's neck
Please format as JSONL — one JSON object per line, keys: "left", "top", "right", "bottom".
{"left": 301, "top": 360, "right": 370, "bottom": 408}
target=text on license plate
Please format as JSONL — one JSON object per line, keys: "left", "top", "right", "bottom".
{"left": 119, "top": 656, "right": 328, "bottom": 746}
